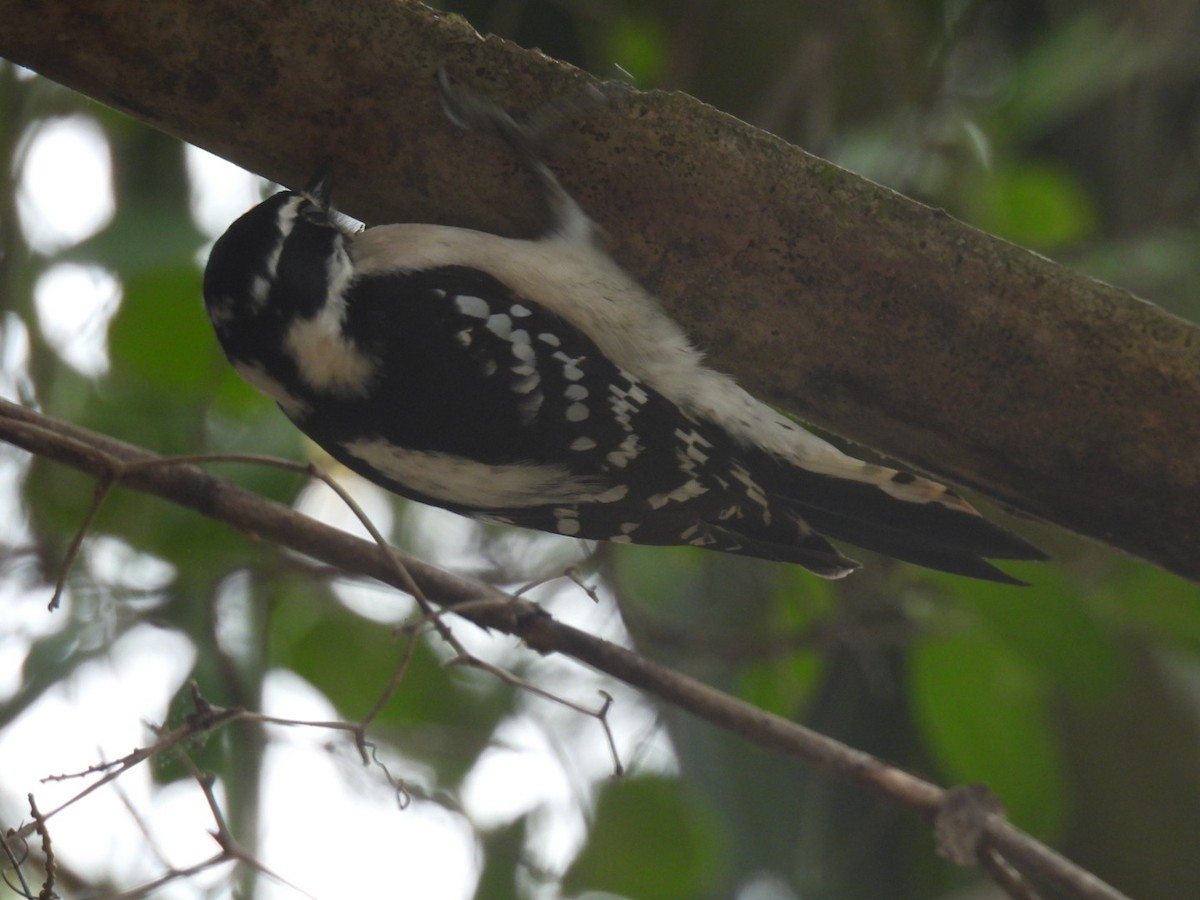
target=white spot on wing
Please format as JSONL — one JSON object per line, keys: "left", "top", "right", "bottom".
{"left": 486, "top": 314, "right": 512, "bottom": 339}
{"left": 647, "top": 479, "right": 707, "bottom": 510}
{"left": 675, "top": 428, "right": 713, "bottom": 466}
{"left": 609, "top": 376, "right": 650, "bottom": 430}
{"left": 347, "top": 223, "right": 949, "bottom": 516}
{"left": 511, "top": 372, "right": 540, "bottom": 394}
{"left": 554, "top": 507, "right": 581, "bottom": 536}
{"left": 565, "top": 403, "right": 589, "bottom": 422}
{"left": 606, "top": 434, "right": 642, "bottom": 468}
{"left": 594, "top": 485, "right": 629, "bottom": 503}
{"left": 730, "top": 463, "right": 770, "bottom": 520}
{"left": 570, "top": 436, "right": 597, "bottom": 451}
{"left": 518, "top": 391, "right": 544, "bottom": 423}
{"left": 455, "top": 295, "right": 490, "bottom": 318}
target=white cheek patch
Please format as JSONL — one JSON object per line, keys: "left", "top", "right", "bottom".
{"left": 284, "top": 304, "right": 376, "bottom": 397}
{"left": 341, "top": 439, "right": 605, "bottom": 508}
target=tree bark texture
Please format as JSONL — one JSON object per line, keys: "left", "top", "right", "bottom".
{"left": 2, "top": 0, "right": 1198, "bottom": 580}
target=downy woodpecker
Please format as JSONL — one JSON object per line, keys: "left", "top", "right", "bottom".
{"left": 202, "top": 71, "right": 1044, "bottom": 582}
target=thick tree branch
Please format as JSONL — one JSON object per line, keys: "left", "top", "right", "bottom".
{"left": 0, "top": 398, "right": 1131, "bottom": 899}
{"left": 1, "top": 0, "right": 1197, "bottom": 581}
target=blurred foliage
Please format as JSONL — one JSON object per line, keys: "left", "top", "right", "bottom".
{"left": 2, "top": 1, "right": 1200, "bottom": 899}
{"left": 562, "top": 776, "right": 727, "bottom": 899}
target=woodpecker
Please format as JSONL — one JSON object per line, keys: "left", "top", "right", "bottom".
{"left": 201, "top": 71, "right": 1044, "bottom": 583}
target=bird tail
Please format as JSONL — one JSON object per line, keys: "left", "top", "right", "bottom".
{"left": 741, "top": 450, "right": 1047, "bottom": 584}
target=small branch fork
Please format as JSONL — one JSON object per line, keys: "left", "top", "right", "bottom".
{"left": 25, "top": 434, "right": 624, "bottom": 773}
{"left": 5, "top": 684, "right": 338, "bottom": 898}
{"left": 0, "top": 398, "right": 1131, "bottom": 900}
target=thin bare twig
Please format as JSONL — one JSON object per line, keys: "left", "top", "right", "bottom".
{"left": 0, "top": 399, "right": 1133, "bottom": 900}
{"left": 0, "top": 828, "right": 33, "bottom": 899}
{"left": 12, "top": 685, "right": 404, "bottom": 898}
{"left": 514, "top": 565, "right": 601, "bottom": 604}
{"left": 25, "top": 795, "right": 55, "bottom": 900}
{"left": 172, "top": 748, "right": 318, "bottom": 900}
{"left": 22, "top": 694, "right": 241, "bottom": 839}
{"left": 48, "top": 476, "right": 115, "bottom": 610}
{"left": 46, "top": 440, "right": 629, "bottom": 775}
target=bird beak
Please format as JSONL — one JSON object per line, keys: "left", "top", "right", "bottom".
{"left": 303, "top": 162, "right": 334, "bottom": 208}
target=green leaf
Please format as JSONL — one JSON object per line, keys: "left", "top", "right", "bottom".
{"left": 737, "top": 572, "right": 831, "bottom": 717}
{"left": 738, "top": 649, "right": 823, "bottom": 720}
{"left": 964, "top": 161, "right": 1097, "bottom": 249}
{"left": 606, "top": 15, "right": 666, "bottom": 86}
{"left": 107, "top": 263, "right": 216, "bottom": 397}
{"left": 910, "top": 632, "right": 1066, "bottom": 838}
{"left": 1104, "top": 562, "right": 1200, "bottom": 656}
{"left": 563, "top": 777, "right": 726, "bottom": 899}
{"left": 612, "top": 543, "right": 709, "bottom": 611}
{"left": 1004, "top": 13, "right": 1156, "bottom": 134}
{"left": 923, "top": 568, "right": 1124, "bottom": 703}
{"left": 152, "top": 676, "right": 241, "bottom": 786}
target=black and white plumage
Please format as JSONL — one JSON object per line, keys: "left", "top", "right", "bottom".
{"left": 202, "top": 75, "right": 1045, "bottom": 583}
